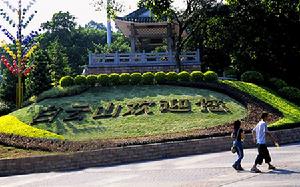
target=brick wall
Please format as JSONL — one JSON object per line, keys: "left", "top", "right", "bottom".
{"left": 0, "top": 127, "right": 300, "bottom": 176}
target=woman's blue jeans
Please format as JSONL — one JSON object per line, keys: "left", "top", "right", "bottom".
{"left": 233, "top": 141, "right": 244, "bottom": 167}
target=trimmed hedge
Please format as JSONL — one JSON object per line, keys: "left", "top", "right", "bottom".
{"left": 119, "top": 73, "right": 131, "bottom": 85}
{"left": 190, "top": 71, "right": 204, "bottom": 82}
{"left": 279, "top": 87, "right": 300, "bottom": 105}
{"left": 130, "top": 73, "right": 142, "bottom": 85}
{"left": 269, "top": 78, "right": 288, "bottom": 91}
{"left": 59, "top": 76, "right": 74, "bottom": 87}
{"left": 109, "top": 73, "right": 120, "bottom": 86}
{"left": 166, "top": 72, "right": 178, "bottom": 82}
{"left": 74, "top": 75, "right": 87, "bottom": 85}
{"left": 241, "top": 71, "right": 264, "bottom": 84}
{"left": 154, "top": 72, "right": 167, "bottom": 84}
{"left": 86, "top": 75, "right": 97, "bottom": 86}
{"left": 142, "top": 72, "right": 155, "bottom": 85}
{"left": 178, "top": 71, "right": 190, "bottom": 82}
{"left": 204, "top": 71, "right": 218, "bottom": 82}
{"left": 97, "top": 74, "right": 110, "bottom": 86}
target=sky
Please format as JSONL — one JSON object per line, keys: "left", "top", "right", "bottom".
{"left": 0, "top": 0, "right": 140, "bottom": 43}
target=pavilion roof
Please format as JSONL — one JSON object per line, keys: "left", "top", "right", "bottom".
{"left": 116, "top": 7, "right": 167, "bottom": 23}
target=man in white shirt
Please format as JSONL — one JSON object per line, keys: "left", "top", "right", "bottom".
{"left": 251, "top": 112, "right": 278, "bottom": 173}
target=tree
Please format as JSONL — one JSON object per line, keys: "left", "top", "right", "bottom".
{"left": 25, "top": 49, "right": 52, "bottom": 98}
{"left": 0, "top": 67, "right": 17, "bottom": 104}
{"left": 41, "top": 11, "right": 77, "bottom": 33}
{"left": 139, "top": 0, "right": 219, "bottom": 71}
{"left": 47, "top": 40, "right": 70, "bottom": 86}
{"left": 85, "top": 20, "right": 107, "bottom": 30}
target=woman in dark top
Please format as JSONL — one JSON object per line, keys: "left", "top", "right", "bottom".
{"left": 231, "top": 120, "right": 245, "bottom": 171}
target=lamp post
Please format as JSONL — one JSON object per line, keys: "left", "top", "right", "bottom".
{"left": 107, "top": 0, "right": 112, "bottom": 46}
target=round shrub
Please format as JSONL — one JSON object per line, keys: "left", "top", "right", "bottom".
{"left": 130, "top": 73, "right": 142, "bottom": 85}
{"left": 190, "top": 71, "right": 204, "bottom": 82}
{"left": 97, "top": 74, "right": 110, "bottom": 86}
{"left": 109, "top": 73, "right": 120, "bottom": 86}
{"left": 142, "top": 72, "right": 155, "bottom": 85}
{"left": 166, "top": 72, "right": 178, "bottom": 82}
{"left": 203, "top": 71, "right": 218, "bottom": 82}
{"left": 74, "top": 75, "right": 87, "bottom": 85}
{"left": 178, "top": 71, "right": 190, "bottom": 82}
{"left": 279, "top": 87, "right": 300, "bottom": 105}
{"left": 119, "top": 73, "right": 131, "bottom": 85}
{"left": 59, "top": 76, "right": 74, "bottom": 87}
{"left": 155, "top": 72, "right": 167, "bottom": 84}
{"left": 86, "top": 75, "right": 97, "bottom": 87}
{"left": 241, "top": 71, "right": 264, "bottom": 84}
{"left": 269, "top": 78, "right": 288, "bottom": 91}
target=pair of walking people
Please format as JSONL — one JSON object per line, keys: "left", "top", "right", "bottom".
{"left": 232, "top": 112, "right": 278, "bottom": 172}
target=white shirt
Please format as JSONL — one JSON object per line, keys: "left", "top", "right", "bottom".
{"left": 253, "top": 120, "right": 268, "bottom": 144}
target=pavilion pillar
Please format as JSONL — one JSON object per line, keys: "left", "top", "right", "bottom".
{"left": 167, "top": 23, "right": 173, "bottom": 53}
{"left": 130, "top": 23, "right": 136, "bottom": 53}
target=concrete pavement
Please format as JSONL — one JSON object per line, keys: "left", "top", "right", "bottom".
{"left": 0, "top": 142, "right": 300, "bottom": 187}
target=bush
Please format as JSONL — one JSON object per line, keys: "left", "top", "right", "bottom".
{"left": 74, "top": 75, "right": 87, "bottom": 85}
{"left": 119, "top": 73, "right": 131, "bottom": 85}
{"left": 97, "top": 74, "right": 110, "bottom": 86}
{"left": 130, "top": 73, "right": 142, "bottom": 85}
{"left": 190, "top": 71, "right": 204, "bottom": 82}
{"left": 279, "top": 87, "right": 300, "bottom": 105}
{"left": 166, "top": 72, "right": 178, "bottom": 82}
{"left": 0, "top": 100, "right": 14, "bottom": 116}
{"left": 178, "top": 71, "right": 190, "bottom": 82}
{"left": 34, "top": 86, "right": 89, "bottom": 103}
{"left": 241, "top": 71, "right": 264, "bottom": 84}
{"left": 59, "top": 76, "right": 74, "bottom": 87}
{"left": 86, "top": 75, "right": 97, "bottom": 87}
{"left": 203, "top": 71, "right": 218, "bottom": 82}
{"left": 269, "top": 78, "right": 288, "bottom": 91}
{"left": 154, "top": 72, "right": 167, "bottom": 84}
{"left": 109, "top": 73, "right": 120, "bottom": 86}
{"left": 142, "top": 72, "right": 155, "bottom": 85}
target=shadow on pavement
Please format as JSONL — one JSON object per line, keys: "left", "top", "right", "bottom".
{"left": 267, "top": 169, "right": 300, "bottom": 175}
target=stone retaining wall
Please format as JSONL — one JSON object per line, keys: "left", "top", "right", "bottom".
{"left": 86, "top": 64, "right": 201, "bottom": 74}
{"left": 1, "top": 127, "right": 300, "bottom": 176}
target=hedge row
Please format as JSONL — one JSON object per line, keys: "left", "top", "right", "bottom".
{"left": 59, "top": 71, "right": 218, "bottom": 87}
{"left": 241, "top": 71, "right": 300, "bottom": 105}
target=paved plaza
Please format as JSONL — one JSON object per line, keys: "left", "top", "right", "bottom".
{"left": 0, "top": 142, "right": 299, "bottom": 187}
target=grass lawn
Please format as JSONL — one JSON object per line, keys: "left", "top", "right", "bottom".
{"left": 11, "top": 85, "right": 247, "bottom": 141}
{"left": 222, "top": 81, "right": 300, "bottom": 127}
{"left": 0, "top": 145, "right": 52, "bottom": 159}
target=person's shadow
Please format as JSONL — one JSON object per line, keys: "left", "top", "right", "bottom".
{"left": 267, "top": 169, "right": 300, "bottom": 175}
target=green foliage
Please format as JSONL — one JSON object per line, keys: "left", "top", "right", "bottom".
{"left": 241, "top": 71, "right": 264, "bottom": 84}
{"left": 47, "top": 40, "right": 70, "bottom": 86}
{"left": 154, "top": 72, "right": 167, "bottom": 84}
{"left": 59, "top": 76, "right": 74, "bottom": 87}
{"left": 94, "top": 32, "right": 130, "bottom": 53}
{"left": 279, "top": 87, "right": 300, "bottom": 105}
{"left": 97, "top": 74, "right": 110, "bottom": 86}
{"left": 86, "top": 75, "right": 97, "bottom": 86}
{"left": 25, "top": 49, "right": 52, "bottom": 98}
{"left": 0, "top": 115, "right": 63, "bottom": 139}
{"left": 190, "top": 71, "right": 204, "bottom": 82}
{"left": 130, "top": 73, "right": 142, "bottom": 85}
{"left": 178, "top": 71, "right": 191, "bottom": 82}
{"left": 74, "top": 75, "right": 87, "bottom": 85}
{"left": 119, "top": 73, "right": 131, "bottom": 85}
{"left": 33, "top": 86, "right": 89, "bottom": 103}
{"left": 166, "top": 72, "right": 178, "bottom": 82}
{"left": 0, "top": 67, "right": 17, "bottom": 103}
{"left": 0, "top": 100, "right": 14, "bottom": 116}
{"left": 223, "top": 81, "right": 300, "bottom": 126}
{"left": 269, "top": 78, "right": 288, "bottom": 91}
{"left": 109, "top": 73, "right": 120, "bottom": 86}
{"left": 204, "top": 71, "right": 218, "bottom": 82}
{"left": 142, "top": 72, "right": 155, "bottom": 85}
